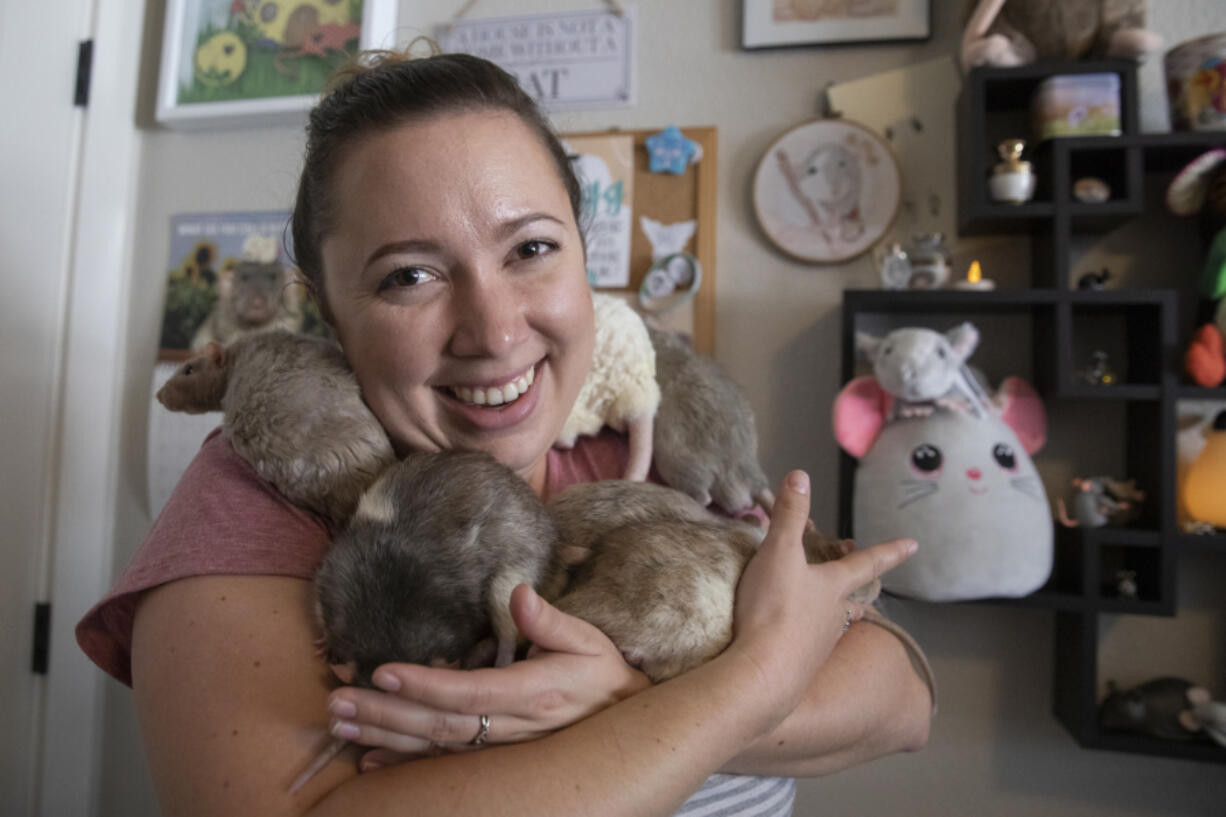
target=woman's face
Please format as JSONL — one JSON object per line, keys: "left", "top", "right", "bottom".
{"left": 320, "top": 109, "right": 594, "bottom": 489}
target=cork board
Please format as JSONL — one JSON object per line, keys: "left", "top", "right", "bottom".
{"left": 563, "top": 126, "right": 718, "bottom": 355}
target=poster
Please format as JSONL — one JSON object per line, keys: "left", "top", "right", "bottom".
{"left": 566, "top": 133, "right": 635, "bottom": 288}
{"left": 436, "top": 5, "right": 636, "bottom": 111}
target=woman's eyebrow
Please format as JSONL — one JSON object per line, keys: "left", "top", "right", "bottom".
{"left": 364, "top": 239, "right": 439, "bottom": 268}
{"left": 495, "top": 212, "right": 565, "bottom": 240}
{"left": 363, "top": 213, "right": 565, "bottom": 268}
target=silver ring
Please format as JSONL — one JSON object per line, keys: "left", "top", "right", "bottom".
{"left": 470, "top": 713, "right": 490, "bottom": 746}
{"left": 841, "top": 608, "right": 853, "bottom": 634}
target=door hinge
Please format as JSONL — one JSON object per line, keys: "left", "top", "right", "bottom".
{"left": 75, "top": 39, "right": 93, "bottom": 107}
{"left": 32, "top": 603, "right": 51, "bottom": 674}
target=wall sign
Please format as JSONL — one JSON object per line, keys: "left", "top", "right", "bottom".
{"left": 437, "top": 5, "right": 636, "bottom": 111}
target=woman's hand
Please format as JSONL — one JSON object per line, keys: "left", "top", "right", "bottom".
{"left": 726, "top": 470, "right": 917, "bottom": 725}
{"left": 327, "top": 583, "right": 650, "bottom": 771}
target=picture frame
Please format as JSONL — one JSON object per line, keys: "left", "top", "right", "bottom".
{"left": 752, "top": 118, "right": 901, "bottom": 264}
{"left": 741, "top": 0, "right": 930, "bottom": 50}
{"left": 156, "top": 0, "right": 398, "bottom": 129}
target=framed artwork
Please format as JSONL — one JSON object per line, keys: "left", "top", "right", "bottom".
{"left": 742, "top": 0, "right": 930, "bottom": 49}
{"left": 752, "top": 118, "right": 901, "bottom": 264}
{"left": 156, "top": 0, "right": 398, "bottom": 129}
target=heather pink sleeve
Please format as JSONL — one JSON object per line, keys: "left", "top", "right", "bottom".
{"left": 75, "top": 429, "right": 332, "bottom": 686}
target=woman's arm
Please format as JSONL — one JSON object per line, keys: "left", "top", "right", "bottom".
{"left": 131, "top": 472, "right": 913, "bottom": 816}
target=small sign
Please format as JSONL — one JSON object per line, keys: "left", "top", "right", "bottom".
{"left": 566, "top": 134, "right": 635, "bottom": 287}
{"left": 437, "top": 6, "right": 636, "bottom": 112}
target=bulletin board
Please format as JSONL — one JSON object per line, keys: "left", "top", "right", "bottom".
{"left": 563, "top": 126, "right": 719, "bottom": 355}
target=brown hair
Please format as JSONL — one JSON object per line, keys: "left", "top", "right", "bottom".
{"left": 290, "top": 47, "right": 583, "bottom": 320}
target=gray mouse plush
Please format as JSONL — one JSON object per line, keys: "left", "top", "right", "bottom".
{"left": 1098, "top": 677, "right": 1211, "bottom": 741}
{"left": 857, "top": 323, "right": 985, "bottom": 419}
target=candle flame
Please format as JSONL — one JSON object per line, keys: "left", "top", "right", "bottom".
{"left": 967, "top": 261, "right": 982, "bottom": 284}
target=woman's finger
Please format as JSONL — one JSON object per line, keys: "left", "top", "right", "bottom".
{"left": 758, "top": 470, "right": 811, "bottom": 553}
{"left": 830, "top": 538, "right": 917, "bottom": 596}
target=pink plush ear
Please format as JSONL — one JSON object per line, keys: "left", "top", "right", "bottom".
{"left": 833, "top": 375, "right": 890, "bottom": 458}
{"left": 997, "top": 376, "right": 1046, "bottom": 454}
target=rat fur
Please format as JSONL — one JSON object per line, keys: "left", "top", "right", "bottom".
{"left": 648, "top": 328, "right": 775, "bottom": 514}
{"left": 155, "top": 329, "right": 394, "bottom": 525}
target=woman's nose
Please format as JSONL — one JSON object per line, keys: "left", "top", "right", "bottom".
{"left": 447, "top": 271, "right": 529, "bottom": 358}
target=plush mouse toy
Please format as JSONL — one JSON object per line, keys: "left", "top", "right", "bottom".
{"left": 856, "top": 323, "right": 985, "bottom": 419}
{"left": 960, "top": 0, "right": 1162, "bottom": 71}
{"left": 834, "top": 372, "right": 1051, "bottom": 602}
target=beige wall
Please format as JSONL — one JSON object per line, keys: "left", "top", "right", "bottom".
{"left": 100, "top": 1, "right": 1226, "bottom": 814}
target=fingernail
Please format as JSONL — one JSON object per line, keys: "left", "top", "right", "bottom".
{"left": 904, "top": 539, "right": 918, "bottom": 554}
{"left": 328, "top": 698, "right": 356, "bottom": 719}
{"left": 788, "top": 471, "right": 810, "bottom": 495}
{"left": 373, "top": 671, "right": 401, "bottom": 692}
{"left": 361, "top": 758, "right": 385, "bottom": 772}
{"left": 332, "top": 720, "right": 360, "bottom": 740}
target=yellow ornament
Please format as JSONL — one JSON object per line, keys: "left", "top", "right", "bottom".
{"left": 194, "top": 31, "right": 247, "bottom": 87}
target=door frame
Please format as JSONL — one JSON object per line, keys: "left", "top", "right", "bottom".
{"left": 38, "top": 0, "right": 146, "bottom": 814}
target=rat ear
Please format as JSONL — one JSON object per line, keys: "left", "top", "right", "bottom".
{"left": 833, "top": 375, "right": 890, "bottom": 458}
{"left": 996, "top": 376, "right": 1046, "bottom": 454}
{"left": 855, "top": 331, "right": 882, "bottom": 359}
{"left": 945, "top": 322, "right": 980, "bottom": 362}
{"left": 204, "top": 341, "right": 226, "bottom": 368}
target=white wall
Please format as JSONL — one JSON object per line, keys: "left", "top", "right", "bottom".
{"left": 98, "top": 1, "right": 1226, "bottom": 814}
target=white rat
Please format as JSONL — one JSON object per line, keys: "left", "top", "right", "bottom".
{"left": 856, "top": 323, "right": 988, "bottom": 419}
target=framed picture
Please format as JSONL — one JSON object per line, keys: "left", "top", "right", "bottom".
{"left": 742, "top": 0, "right": 929, "bottom": 49}
{"left": 752, "top": 118, "right": 901, "bottom": 264}
{"left": 156, "top": 0, "right": 398, "bottom": 129}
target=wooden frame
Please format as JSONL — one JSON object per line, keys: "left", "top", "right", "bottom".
{"left": 564, "top": 126, "right": 719, "bottom": 355}
{"left": 741, "top": 0, "right": 930, "bottom": 50}
{"left": 156, "top": 0, "right": 397, "bottom": 129}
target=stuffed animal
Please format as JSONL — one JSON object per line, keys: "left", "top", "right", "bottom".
{"left": 556, "top": 291, "right": 659, "bottom": 481}
{"left": 833, "top": 372, "right": 1052, "bottom": 602}
{"left": 1099, "top": 677, "right": 1215, "bottom": 742}
{"left": 1167, "top": 149, "right": 1226, "bottom": 387}
{"left": 960, "top": 0, "right": 1163, "bottom": 71}
{"left": 1182, "top": 410, "right": 1226, "bottom": 529}
{"left": 856, "top": 324, "right": 984, "bottom": 419}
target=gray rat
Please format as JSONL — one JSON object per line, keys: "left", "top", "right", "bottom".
{"left": 292, "top": 449, "right": 569, "bottom": 794}
{"left": 856, "top": 323, "right": 987, "bottom": 419}
{"left": 547, "top": 480, "right": 928, "bottom": 688}
{"left": 648, "top": 327, "right": 775, "bottom": 514}
{"left": 155, "top": 329, "right": 394, "bottom": 525}
{"left": 1098, "top": 677, "right": 1208, "bottom": 741}
{"left": 1056, "top": 476, "right": 1128, "bottom": 528}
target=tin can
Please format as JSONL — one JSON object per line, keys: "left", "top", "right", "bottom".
{"left": 1165, "top": 33, "right": 1226, "bottom": 132}
{"left": 1031, "top": 73, "right": 1121, "bottom": 140}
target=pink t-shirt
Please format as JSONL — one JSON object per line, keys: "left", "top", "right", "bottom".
{"left": 75, "top": 426, "right": 641, "bottom": 686}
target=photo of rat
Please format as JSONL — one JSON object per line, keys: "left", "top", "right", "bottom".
{"left": 155, "top": 329, "right": 395, "bottom": 525}
{"left": 648, "top": 326, "right": 777, "bottom": 514}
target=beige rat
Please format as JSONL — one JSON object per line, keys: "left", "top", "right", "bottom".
{"left": 156, "top": 329, "right": 395, "bottom": 525}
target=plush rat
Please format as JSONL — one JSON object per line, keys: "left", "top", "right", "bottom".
{"left": 834, "top": 373, "right": 1051, "bottom": 601}
{"left": 960, "top": 0, "right": 1162, "bottom": 71}
{"left": 856, "top": 323, "right": 985, "bottom": 419}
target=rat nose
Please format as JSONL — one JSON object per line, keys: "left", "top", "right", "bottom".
{"left": 966, "top": 467, "right": 982, "bottom": 481}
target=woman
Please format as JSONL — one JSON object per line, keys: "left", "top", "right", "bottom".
{"left": 77, "top": 50, "right": 930, "bottom": 816}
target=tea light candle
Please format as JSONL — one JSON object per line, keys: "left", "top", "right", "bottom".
{"left": 954, "top": 260, "right": 996, "bottom": 291}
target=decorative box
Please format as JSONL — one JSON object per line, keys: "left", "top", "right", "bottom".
{"left": 1031, "top": 73, "right": 1122, "bottom": 140}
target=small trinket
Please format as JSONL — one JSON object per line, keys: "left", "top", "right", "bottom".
{"left": 954, "top": 260, "right": 996, "bottom": 291}
{"left": 1114, "top": 569, "right": 1138, "bottom": 599}
{"left": 877, "top": 242, "right": 913, "bottom": 289}
{"left": 989, "top": 139, "right": 1036, "bottom": 204}
{"left": 906, "top": 233, "right": 951, "bottom": 289}
{"left": 1073, "top": 176, "right": 1112, "bottom": 204}
{"left": 645, "top": 126, "right": 701, "bottom": 174}
{"left": 1078, "top": 350, "right": 1118, "bottom": 386}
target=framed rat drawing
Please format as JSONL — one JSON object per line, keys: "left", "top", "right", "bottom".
{"left": 742, "top": 0, "right": 930, "bottom": 50}
{"left": 753, "top": 118, "right": 901, "bottom": 264}
{"left": 156, "top": 0, "right": 398, "bottom": 129}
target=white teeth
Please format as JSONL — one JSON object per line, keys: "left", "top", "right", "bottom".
{"left": 449, "top": 366, "right": 537, "bottom": 407}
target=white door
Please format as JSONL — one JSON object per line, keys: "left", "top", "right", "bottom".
{"left": 1, "top": 0, "right": 143, "bottom": 814}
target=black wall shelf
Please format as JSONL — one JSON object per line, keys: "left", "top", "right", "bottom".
{"left": 842, "top": 60, "right": 1226, "bottom": 764}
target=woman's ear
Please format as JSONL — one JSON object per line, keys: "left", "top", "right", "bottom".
{"left": 996, "top": 376, "right": 1046, "bottom": 454}
{"left": 833, "top": 375, "right": 890, "bottom": 458}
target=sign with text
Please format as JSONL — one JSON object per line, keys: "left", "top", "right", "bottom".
{"left": 437, "top": 5, "right": 636, "bottom": 112}
{"left": 565, "top": 133, "right": 635, "bottom": 287}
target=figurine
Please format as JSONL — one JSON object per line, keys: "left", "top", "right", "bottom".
{"left": 1099, "top": 677, "right": 1213, "bottom": 742}
{"left": 1073, "top": 177, "right": 1112, "bottom": 204}
{"left": 988, "top": 139, "right": 1035, "bottom": 204}
{"left": 1056, "top": 476, "right": 1128, "bottom": 528}
{"left": 1111, "top": 569, "right": 1138, "bottom": 599}
{"left": 905, "top": 233, "right": 952, "bottom": 289}
{"left": 1077, "top": 350, "right": 1117, "bottom": 386}
{"left": 1077, "top": 268, "right": 1111, "bottom": 290}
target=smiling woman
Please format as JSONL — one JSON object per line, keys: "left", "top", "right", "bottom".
{"left": 76, "top": 47, "right": 930, "bottom": 817}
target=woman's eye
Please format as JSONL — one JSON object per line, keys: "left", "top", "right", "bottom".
{"left": 380, "top": 267, "right": 431, "bottom": 290}
{"left": 515, "top": 240, "right": 555, "bottom": 260}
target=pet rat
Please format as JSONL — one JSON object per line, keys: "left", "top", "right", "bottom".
{"left": 547, "top": 480, "right": 931, "bottom": 693}
{"left": 156, "top": 329, "right": 395, "bottom": 525}
{"left": 292, "top": 449, "right": 569, "bottom": 794}
{"left": 648, "top": 327, "right": 776, "bottom": 514}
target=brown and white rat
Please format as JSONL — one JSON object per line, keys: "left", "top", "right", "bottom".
{"left": 547, "top": 480, "right": 911, "bottom": 684}
{"left": 648, "top": 327, "right": 776, "bottom": 515}
{"left": 155, "top": 329, "right": 395, "bottom": 525}
{"left": 291, "top": 449, "right": 570, "bottom": 794}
